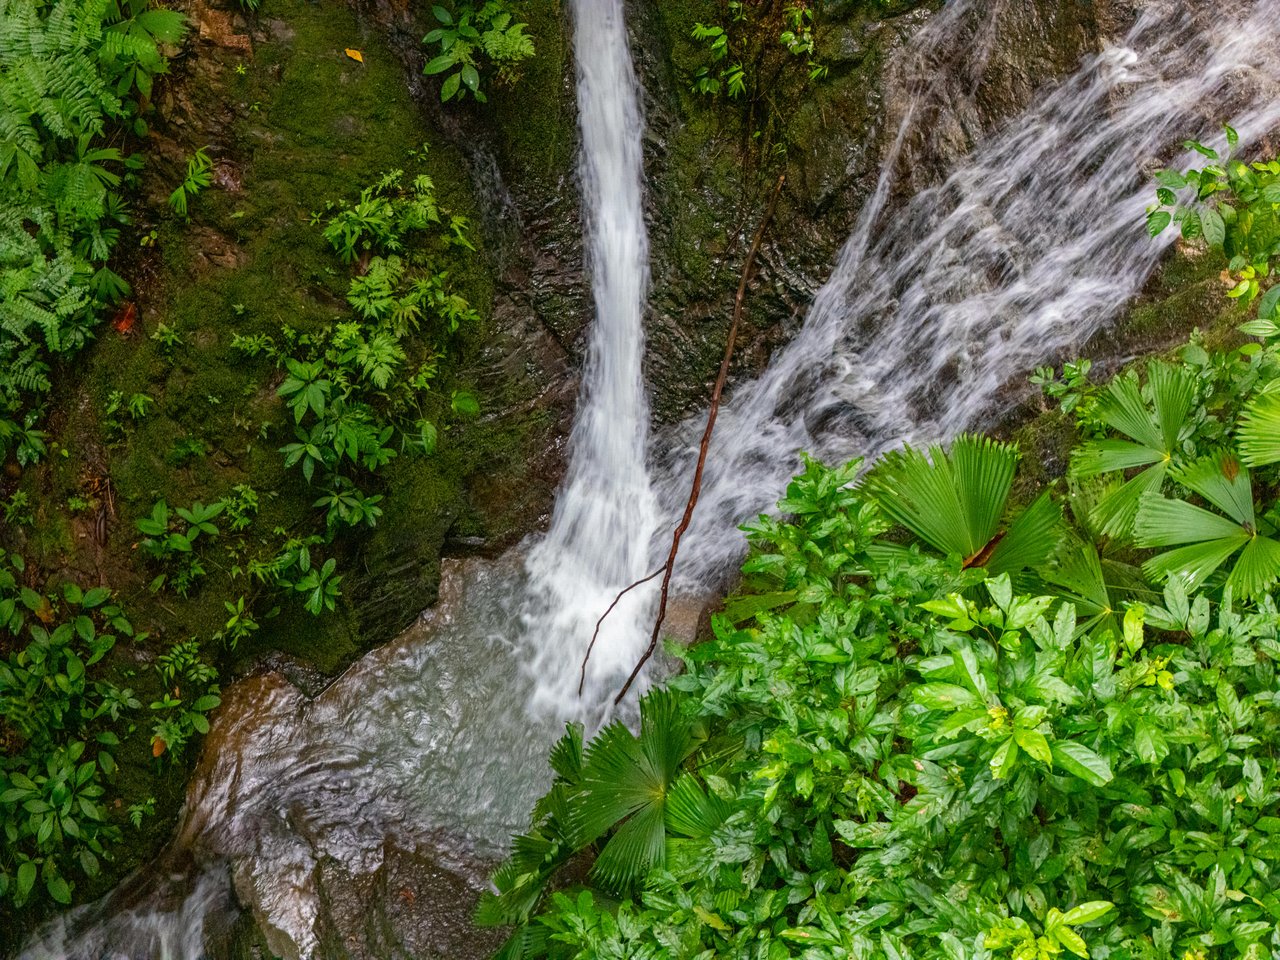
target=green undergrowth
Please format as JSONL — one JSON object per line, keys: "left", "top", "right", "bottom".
{"left": 13, "top": 0, "right": 496, "bottom": 652}
{"left": 0, "top": 0, "right": 522, "bottom": 938}
{"left": 476, "top": 141, "right": 1280, "bottom": 960}
{"left": 1007, "top": 244, "right": 1248, "bottom": 502}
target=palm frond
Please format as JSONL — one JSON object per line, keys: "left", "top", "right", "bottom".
{"left": 1135, "top": 478, "right": 1280, "bottom": 598}
{"left": 1068, "top": 362, "right": 1197, "bottom": 541}
{"left": 490, "top": 923, "right": 546, "bottom": 960}
{"left": 987, "top": 491, "right": 1062, "bottom": 576}
{"left": 570, "top": 721, "right": 655, "bottom": 846}
{"left": 1170, "top": 455, "right": 1254, "bottom": 526}
{"left": 591, "top": 803, "right": 667, "bottom": 893}
{"left": 1228, "top": 535, "right": 1280, "bottom": 599}
{"left": 1141, "top": 538, "right": 1246, "bottom": 593}
{"left": 549, "top": 721, "right": 584, "bottom": 782}
{"left": 866, "top": 434, "right": 1017, "bottom": 560}
{"left": 1135, "top": 496, "right": 1248, "bottom": 547}
{"left": 1040, "top": 536, "right": 1110, "bottom": 616}
{"left": 1090, "top": 463, "right": 1166, "bottom": 541}
{"left": 665, "top": 773, "right": 731, "bottom": 839}
{"left": 1148, "top": 360, "right": 1199, "bottom": 451}
{"left": 570, "top": 689, "right": 700, "bottom": 892}
{"left": 1237, "top": 393, "right": 1280, "bottom": 467}
{"left": 1093, "top": 370, "right": 1162, "bottom": 450}
{"left": 1071, "top": 439, "right": 1164, "bottom": 477}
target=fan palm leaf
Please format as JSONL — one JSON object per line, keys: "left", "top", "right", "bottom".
{"left": 571, "top": 688, "right": 704, "bottom": 892}
{"left": 1237, "top": 392, "right": 1280, "bottom": 467}
{"left": 1135, "top": 454, "right": 1280, "bottom": 598}
{"left": 1070, "top": 362, "right": 1197, "bottom": 539}
{"left": 865, "top": 435, "right": 1062, "bottom": 576}
{"left": 1037, "top": 534, "right": 1146, "bottom": 637}
{"left": 491, "top": 922, "right": 546, "bottom": 960}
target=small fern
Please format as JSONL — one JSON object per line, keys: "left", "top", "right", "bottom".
{"left": 0, "top": 0, "right": 185, "bottom": 432}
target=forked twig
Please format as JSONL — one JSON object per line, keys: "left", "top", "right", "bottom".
{"left": 610, "top": 174, "right": 787, "bottom": 706}
{"left": 577, "top": 566, "right": 665, "bottom": 696}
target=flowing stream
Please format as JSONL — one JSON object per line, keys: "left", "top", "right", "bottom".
{"left": 657, "top": 0, "right": 1280, "bottom": 586}
{"left": 18, "top": 0, "right": 1280, "bottom": 956}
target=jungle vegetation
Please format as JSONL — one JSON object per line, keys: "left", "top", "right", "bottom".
{"left": 473, "top": 132, "right": 1280, "bottom": 960}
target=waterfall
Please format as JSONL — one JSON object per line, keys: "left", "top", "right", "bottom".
{"left": 520, "top": 0, "right": 659, "bottom": 714}
{"left": 18, "top": 1, "right": 1280, "bottom": 957}
{"left": 656, "top": 0, "right": 1280, "bottom": 586}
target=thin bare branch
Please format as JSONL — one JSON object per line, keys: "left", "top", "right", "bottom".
{"left": 613, "top": 174, "right": 787, "bottom": 705}
{"left": 578, "top": 566, "right": 665, "bottom": 696}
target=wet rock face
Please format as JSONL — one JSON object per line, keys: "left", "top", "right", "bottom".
{"left": 226, "top": 840, "right": 502, "bottom": 960}
{"left": 636, "top": 0, "right": 1136, "bottom": 422}
{"left": 171, "top": 562, "right": 513, "bottom": 960}
{"left": 311, "top": 843, "right": 505, "bottom": 960}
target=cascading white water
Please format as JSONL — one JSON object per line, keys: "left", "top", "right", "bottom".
{"left": 657, "top": 0, "right": 1280, "bottom": 585}
{"left": 520, "top": 0, "right": 659, "bottom": 713}
{"left": 19, "top": 2, "right": 1280, "bottom": 957}
{"left": 17, "top": 0, "right": 657, "bottom": 956}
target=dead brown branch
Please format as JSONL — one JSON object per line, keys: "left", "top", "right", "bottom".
{"left": 610, "top": 173, "right": 787, "bottom": 706}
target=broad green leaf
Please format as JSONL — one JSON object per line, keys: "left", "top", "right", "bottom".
{"left": 1013, "top": 728, "right": 1052, "bottom": 765}
{"left": 914, "top": 683, "right": 981, "bottom": 711}
{"left": 990, "top": 738, "right": 1019, "bottom": 779}
{"left": 1256, "top": 283, "right": 1280, "bottom": 321}
{"left": 1202, "top": 206, "right": 1227, "bottom": 248}
{"left": 46, "top": 873, "right": 71, "bottom": 904}
{"left": 16, "top": 862, "right": 35, "bottom": 901}
{"left": 424, "top": 54, "right": 455, "bottom": 75}
{"left": 1051, "top": 740, "right": 1113, "bottom": 786}
{"left": 1054, "top": 926, "right": 1090, "bottom": 958}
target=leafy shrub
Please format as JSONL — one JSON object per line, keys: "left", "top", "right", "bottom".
{"left": 1149, "top": 125, "right": 1280, "bottom": 315}
{"left": 167, "top": 146, "right": 213, "bottom": 218}
{"left": 422, "top": 1, "right": 535, "bottom": 103}
{"left": 689, "top": 1, "right": 832, "bottom": 101}
{"left": 147, "top": 641, "right": 219, "bottom": 759}
{"left": 0, "top": 553, "right": 144, "bottom": 907}
{"left": 135, "top": 498, "right": 225, "bottom": 596}
{"left": 238, "top": 161, "right": 478, "bottom": 537}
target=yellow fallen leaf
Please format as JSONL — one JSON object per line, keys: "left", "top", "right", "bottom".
{"left": 345, "top": 48, "right": 364, "bottom": 63}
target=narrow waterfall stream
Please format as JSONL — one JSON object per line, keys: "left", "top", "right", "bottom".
{"left": 18, "top": 1, "right": 1280, "bottom": 957}
{"left": 520, "top": 0, "right": 660, "bottom": 716}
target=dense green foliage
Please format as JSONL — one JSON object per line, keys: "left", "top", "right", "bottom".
{"left": 234, "top": 158, "right": 479, "bottom": 538}
{"left": 1149, "top": 127, "right": 1280, "bottom": 317}
{"left": 476, "top": 148, "right": 1280, "bottom": 959}
{"left": 0, "top": 550, "right": 218, "bottom": 909}
{"left": 422, "top": 1, "right": 535, "bottom": 103}
{"left": 0, "top": 0, "right": 183, "bottom": 456}
{"left": 685, "top": 1, "right": 891, "bottom": 101}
